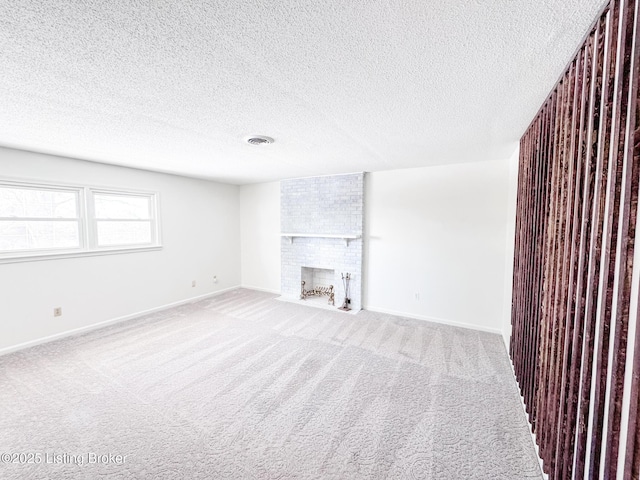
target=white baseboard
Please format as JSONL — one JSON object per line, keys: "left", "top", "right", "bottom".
{"left": 240, "top": 285, "right": 281, "bottom": 295}
{"left": 362, "top": 305, "right": 502, "bottom": 335}
{"left": 0, "top": 286, "right": 240, "bottom": 357}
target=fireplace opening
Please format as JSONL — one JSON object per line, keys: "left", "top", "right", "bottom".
{"left": 300, "top": 267, "right": 335, "bottom": 306}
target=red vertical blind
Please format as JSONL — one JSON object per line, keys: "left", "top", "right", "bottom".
{"left": 511, "top": 0, "right": 640, "bottom": 477}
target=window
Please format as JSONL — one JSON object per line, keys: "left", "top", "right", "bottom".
{"left": 0, "top": 185, "right": 82, "bottom": 253}
{"left": 0, "top": 180, "right": 160, "bottom": 262}
{"left": 92, "top": 192, "right": 155, "bottom": 247}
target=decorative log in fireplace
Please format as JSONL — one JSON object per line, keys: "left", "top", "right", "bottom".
{"left": 300, "top": 281, "right": 335, "bottom": 306}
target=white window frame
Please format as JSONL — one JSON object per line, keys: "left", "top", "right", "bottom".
{"left": 0, "top": 181, "right": 85, "bottom": 254}
{"left": 89, "top": 189, "right": 159, "bottom": 250}
{"left": 0, "top": 179, "right": 162, "bottom": 264}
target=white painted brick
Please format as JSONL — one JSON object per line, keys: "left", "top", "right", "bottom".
{"left": 280, "top": 174, "right": 364, "bottom": 310}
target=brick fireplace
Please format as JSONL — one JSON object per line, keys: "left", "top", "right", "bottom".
{"left": 280, "top": 173, "right": 364, "bottom": 311}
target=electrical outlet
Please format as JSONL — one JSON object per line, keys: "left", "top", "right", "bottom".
{"left": 192, "top": 280, "right": 196, "bottom": 287}
{"left": 213, "top": 275, "right": 218, "bottom": 284}
{"left": 53, "top": 307, "right": 62, "bottom": 317}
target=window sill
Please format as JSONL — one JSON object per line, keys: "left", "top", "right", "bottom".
{"left": 0, "top": 246, "right": 163, "bottom": 264}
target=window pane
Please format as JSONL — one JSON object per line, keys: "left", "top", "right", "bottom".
{"left": 94, "top": 194, "right": 150, "bottom": 220}
{"left": 0, "top": 187, "right": 77, "bottom": 218}
{"left": 0, "top": 220, "right": 80, "bottom": 251}
{"left": 97, "top": 221, "right": 151, "bottom": 246}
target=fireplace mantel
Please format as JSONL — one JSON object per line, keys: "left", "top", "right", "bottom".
{"left": 280, "top": 233, "right": 361, "bottom": 246}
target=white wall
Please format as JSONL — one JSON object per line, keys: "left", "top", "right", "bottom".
{"left": 1, "top": 146, "right": 518, "bottom": 352}
{"left": 238, "top": 159, "right": 518, "bottom": 334}
{"left": 501, "top": 148, "right": 520, "bottom": 348}
{"left": 364, "top": 160, "right": 513, "bottom": 333}
{"left": 0, "top": 147, "right": 241, "bottom": 352}
{"left": 239, "top": 181, "right": 281, "bottom": 293}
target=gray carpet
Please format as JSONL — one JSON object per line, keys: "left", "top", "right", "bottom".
{"left": 0, "top": 289, "right": 542, "bottom": 479}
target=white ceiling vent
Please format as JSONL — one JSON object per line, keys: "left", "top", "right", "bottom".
{"left": 245, "top": 135, "right": 274, "bottom": 146}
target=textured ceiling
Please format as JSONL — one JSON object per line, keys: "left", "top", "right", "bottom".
{"left": 0, "top": 0, "right": 607, "bottom": 184}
